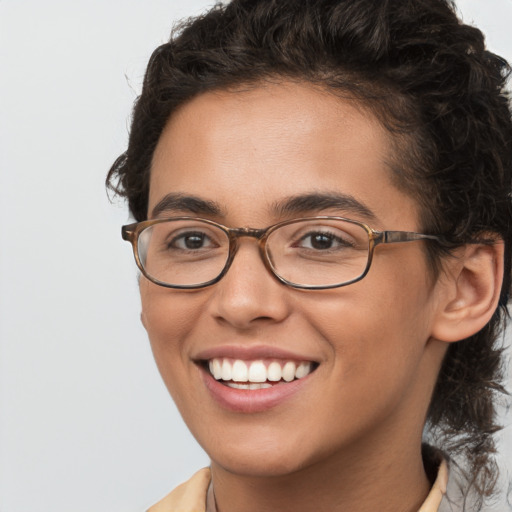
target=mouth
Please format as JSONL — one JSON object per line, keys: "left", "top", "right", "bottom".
{"left": 203, "top": 358, "right": 318, "bottom": 389}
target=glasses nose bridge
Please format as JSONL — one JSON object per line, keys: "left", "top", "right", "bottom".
{"left": 229, "top": 226, "right": 267, "bottom": 240}
{"left": 225, "top": 226, "right": 272, "bottom": 274}
{"left": 228, "top": 226, "right": 269, "bottom": 252}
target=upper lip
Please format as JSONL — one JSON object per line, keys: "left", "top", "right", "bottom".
{"left": 193, "top": 345, "right": 319, "bottom": 363}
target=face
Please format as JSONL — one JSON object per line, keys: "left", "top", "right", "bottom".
{"left": 141, "top": 82, "right": 448, "bottom": 477}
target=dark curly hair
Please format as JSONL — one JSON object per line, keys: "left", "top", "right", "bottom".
{"left": 107, "top": 0, "right": 512, "bottom": 501}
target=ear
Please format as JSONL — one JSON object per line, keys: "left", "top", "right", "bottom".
{"left": 431, "top": 241, "right": 504, "bottom": 343}
{"left": 140, "top": 311, "right": 148, "bottom": 331}
{"left": 139, "top": 276, "right": 149, "bottom": 331}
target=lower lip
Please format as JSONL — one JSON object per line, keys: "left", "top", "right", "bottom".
{"left": 200, "top": 367, "right": 313, "bottom": 413}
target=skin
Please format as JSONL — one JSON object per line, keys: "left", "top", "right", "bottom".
{"left": 140, "top": 82, "right": 481, "bottom": 512}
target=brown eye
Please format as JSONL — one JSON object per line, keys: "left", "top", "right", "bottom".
{"left": 296, "top": 230, "right": 354, "bottom": 251}
{"left": 170, "top": 231, "right": 215, "bottom": 251}
{"left": 309, "top": 233, "right": 335, "bottom": 250}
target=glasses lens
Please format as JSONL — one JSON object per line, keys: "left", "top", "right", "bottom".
{"left": 266, "top": 219, "right": 370, "bottom": 287}
{"left": 137, "top": 219, "right": 230, "bottom": 287}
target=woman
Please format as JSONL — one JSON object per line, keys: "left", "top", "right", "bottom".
{"left": 107, "top": 1, "right": 512, "bottom": 510}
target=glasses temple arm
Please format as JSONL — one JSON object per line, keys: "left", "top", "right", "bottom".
{"left": 121, "top": 225, "right": 137, "bottom": 242}
{"left": 378, "top": 231, "right": 441, "bottom": 244}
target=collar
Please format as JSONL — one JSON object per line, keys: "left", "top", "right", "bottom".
{"left": 148, "top": 458, "right": 449, "bottom": 512}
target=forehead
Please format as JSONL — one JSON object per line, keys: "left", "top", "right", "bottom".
{"left": 149, "top": 82, "right": 420, "bottom": 229}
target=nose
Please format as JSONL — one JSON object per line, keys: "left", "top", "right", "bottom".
{"left": 207, "top": 240, "right": 292, "bottom": 330}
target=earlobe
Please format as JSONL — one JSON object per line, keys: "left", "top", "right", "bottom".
{"left": 431, "top": 241, "right": 504, "bottom": 343}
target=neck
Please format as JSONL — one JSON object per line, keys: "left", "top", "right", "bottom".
{"left": 209, "top": 435, "right": 431, "bottom": 512}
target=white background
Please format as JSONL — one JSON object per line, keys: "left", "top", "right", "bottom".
{"left": 1, "top": 1, "right": 511, "bottom": 511}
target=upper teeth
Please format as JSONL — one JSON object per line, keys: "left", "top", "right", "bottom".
{"left": 208, "top": 358, "right": 313, "bottom": 383}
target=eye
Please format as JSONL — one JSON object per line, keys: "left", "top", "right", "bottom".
{"left": 169, "top": 231, "right": 217, "bottom": 251}
{"left": 295, "top": 230, "right": 354, "bottom": 251}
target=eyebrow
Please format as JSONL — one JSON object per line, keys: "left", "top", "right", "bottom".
{"left": 150, "top": 191, "right": 376, "bottom": 222}
{"left": 151, "top": 193, "right": 224, "bottom": 218}
{"left": 272, "top": 192, "right": 376, "bottom": 221}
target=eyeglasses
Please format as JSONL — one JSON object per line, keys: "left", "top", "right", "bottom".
{"left": 122, "top": 216, "right": 441, "bottom": 290}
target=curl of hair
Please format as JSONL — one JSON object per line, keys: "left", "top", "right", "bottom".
{"left": 107, "top": 0, "right": 512, "bottom": 499}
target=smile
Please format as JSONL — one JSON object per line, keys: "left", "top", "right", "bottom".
{"left": 207, "top": 358, "right": 316, "bottom": 389}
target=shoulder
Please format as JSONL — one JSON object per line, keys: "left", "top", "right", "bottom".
{"left": 147, "top": 467, "right": 211, "bottom": 512}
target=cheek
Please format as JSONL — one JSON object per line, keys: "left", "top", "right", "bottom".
{"left": 141, "top": 279, "right": 206, "bottom": 336}
{"left": 298, "top": 262, "right": 435, "bottom": 392}
{"left": 140, "top": 282, "right": 206, "bottom": 387}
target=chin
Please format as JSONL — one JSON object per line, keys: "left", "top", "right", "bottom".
{"left": 211, "top": 451, "right": 313, "bottom": 478}
{"left": 201, "top": 430, "right": 330, "bottom": 478}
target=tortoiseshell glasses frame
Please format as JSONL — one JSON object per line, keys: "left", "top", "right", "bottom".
{"left": 122, "top": 216, "right": 442, "bottom": 290}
